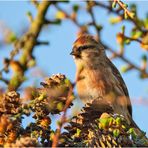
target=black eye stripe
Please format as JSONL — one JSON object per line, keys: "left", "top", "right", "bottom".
{"left": 78, "top": 45, "right": 96, "bottom": 51}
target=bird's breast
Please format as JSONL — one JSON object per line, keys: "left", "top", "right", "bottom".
{"left": 76, "top": 65, "right": 124, "bottom": 104}
{"left": 76, "top": 68, "right": 107, "bottom": 103}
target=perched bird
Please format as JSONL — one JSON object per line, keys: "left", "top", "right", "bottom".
{"left": 70, "top": 34, "right": 132, "bottom": 122}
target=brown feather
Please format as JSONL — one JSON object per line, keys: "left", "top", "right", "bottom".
{"left": 106, "top": 57, "right": 132, "bottom": 116}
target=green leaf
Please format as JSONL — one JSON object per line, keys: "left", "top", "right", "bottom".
{"left": 123, "top": 3, "right": 128, "bottom": 8}
{"left": 26, "top": 11, "right": 32, "bottom": 17}
{"left": 27, "top": 59, "right": 36, "bottom": 67}
{"left": 76, "top": 128, "right": 81, "bottom": 137}
{"left": 50, "top": 131, "right": 55, "bottom": 140}
{"left": 121, "top": 125, "right": 126, "bottom": 129}
{"left": 109, "top": 17, "right": 122, "bottom": 24}
{"left": 121, "top": 25, "right": 125, "bottom": 33}
{"left": 129, "top": 12, "right": 135, "bottom": 19}
{"left": 96, "top": 25, "right": 103, "bottom": 31}
{"left": 57, "top": 102, "right": 64, "bottom": 111}
{"left": 144, "top": 17, "right": 148, "bottom": 29}
{"left": 131, "top": 30, "right": 142, "bottom": 39}
{"left": 99, "top": 118, "right": 110, "bottom": 129}
{"left": 127, "top": 128, "right": 137, "bottom": 139}
{"left": 9, "top": 32, "right": 17, "bottom": 43}
{"left": 73, "top": 4, "right": 79, "bottom": 12}
{"left": 64, "top": 78, "right": 71, "bottom": 86}
{"left": 38, "top": 94, "right": 46, "bottom": 101}
{"left": 124, "top": 38, "right": 131, "bottom": 44}
{"left": 124, "top": 12, "right": 128, "bottom": 19}
{"left": 121, "top": 65, "right": 128, "bottom": 73}
{"left": 108, "top": 117, "right": 114, "bottom": 126}
{"left": 112, "top": 1, "right": 117, "bottom": 8}
{"left": 142, "top": 54, "right": 147, "bottom": 62}
{"left": 113, "top": 129, "right": 120, "bottom": 137}
{"left": 115, "top": 117, "right": 122, "bottom": 125}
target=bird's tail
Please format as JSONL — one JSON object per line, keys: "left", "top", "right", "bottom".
{"left": 129, "top": 115, "right": 148, "bottom": 146}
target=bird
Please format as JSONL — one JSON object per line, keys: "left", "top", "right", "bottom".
{"left": 70, "top": 34, "right": 132, "bottom": 122}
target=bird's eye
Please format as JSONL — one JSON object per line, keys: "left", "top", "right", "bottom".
{"left": 78, "top": 45, "right": 96, "bottom": 51}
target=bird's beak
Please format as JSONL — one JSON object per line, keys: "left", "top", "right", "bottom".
{"left": 70, "top": 51, "right": 80, "bottom": 57}
{"left": 70, "top": 49, "right": 80, "bottom": 57}
{"left": 70, "top": 51, "right": 75, "bottom": 55}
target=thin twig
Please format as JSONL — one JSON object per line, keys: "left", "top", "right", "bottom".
{"left": 114, "top": 0, "right": 133, "bottom": 19}
{"left": 52, "top": 83, "right": 75, "bottom": 147}
{"left": 87, "top": 2, "right": 100, "bottom": 39}
{"left": 124, "top": 35, "right": 143, "bottom": 44}
{"left": 95, "top": 1, "right": 147, "bottom": 33}
{"left": 0, "top": 77, "right": 9, "bottom": 85}
{"left": 103, "top": 43, "right": 148, "bottom": 77}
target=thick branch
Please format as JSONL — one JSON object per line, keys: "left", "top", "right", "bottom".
{"left": 7, "top": 1, "right": 50, "bottom": 91}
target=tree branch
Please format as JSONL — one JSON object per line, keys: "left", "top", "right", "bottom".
{"left": 6, "top": 1, "right": 51, "bottom": 91}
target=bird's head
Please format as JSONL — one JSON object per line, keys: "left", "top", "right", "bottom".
{"left": 70, "top": 34, "right": 106, "bottom": 69}
{"left": 70, "top": 34, "right": 105, "bottom": 62}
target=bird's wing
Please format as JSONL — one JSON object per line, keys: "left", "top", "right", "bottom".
{"left": 106, "top": 58, "right": 132, "bottom": 116}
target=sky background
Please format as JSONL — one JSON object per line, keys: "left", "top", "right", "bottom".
{"left": 0, "top": 1, "right": 148, "bottom": 134}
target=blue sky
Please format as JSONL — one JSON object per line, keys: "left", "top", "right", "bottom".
{"left": 0, "top": 1, "right": 148, "bottom": 134}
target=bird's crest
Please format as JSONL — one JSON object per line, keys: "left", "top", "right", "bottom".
{"left": 73, "top": 34, "right": 104, "bottom": 50}
{"left": 74, "top": 34, "right": 98, "bottom": 46}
